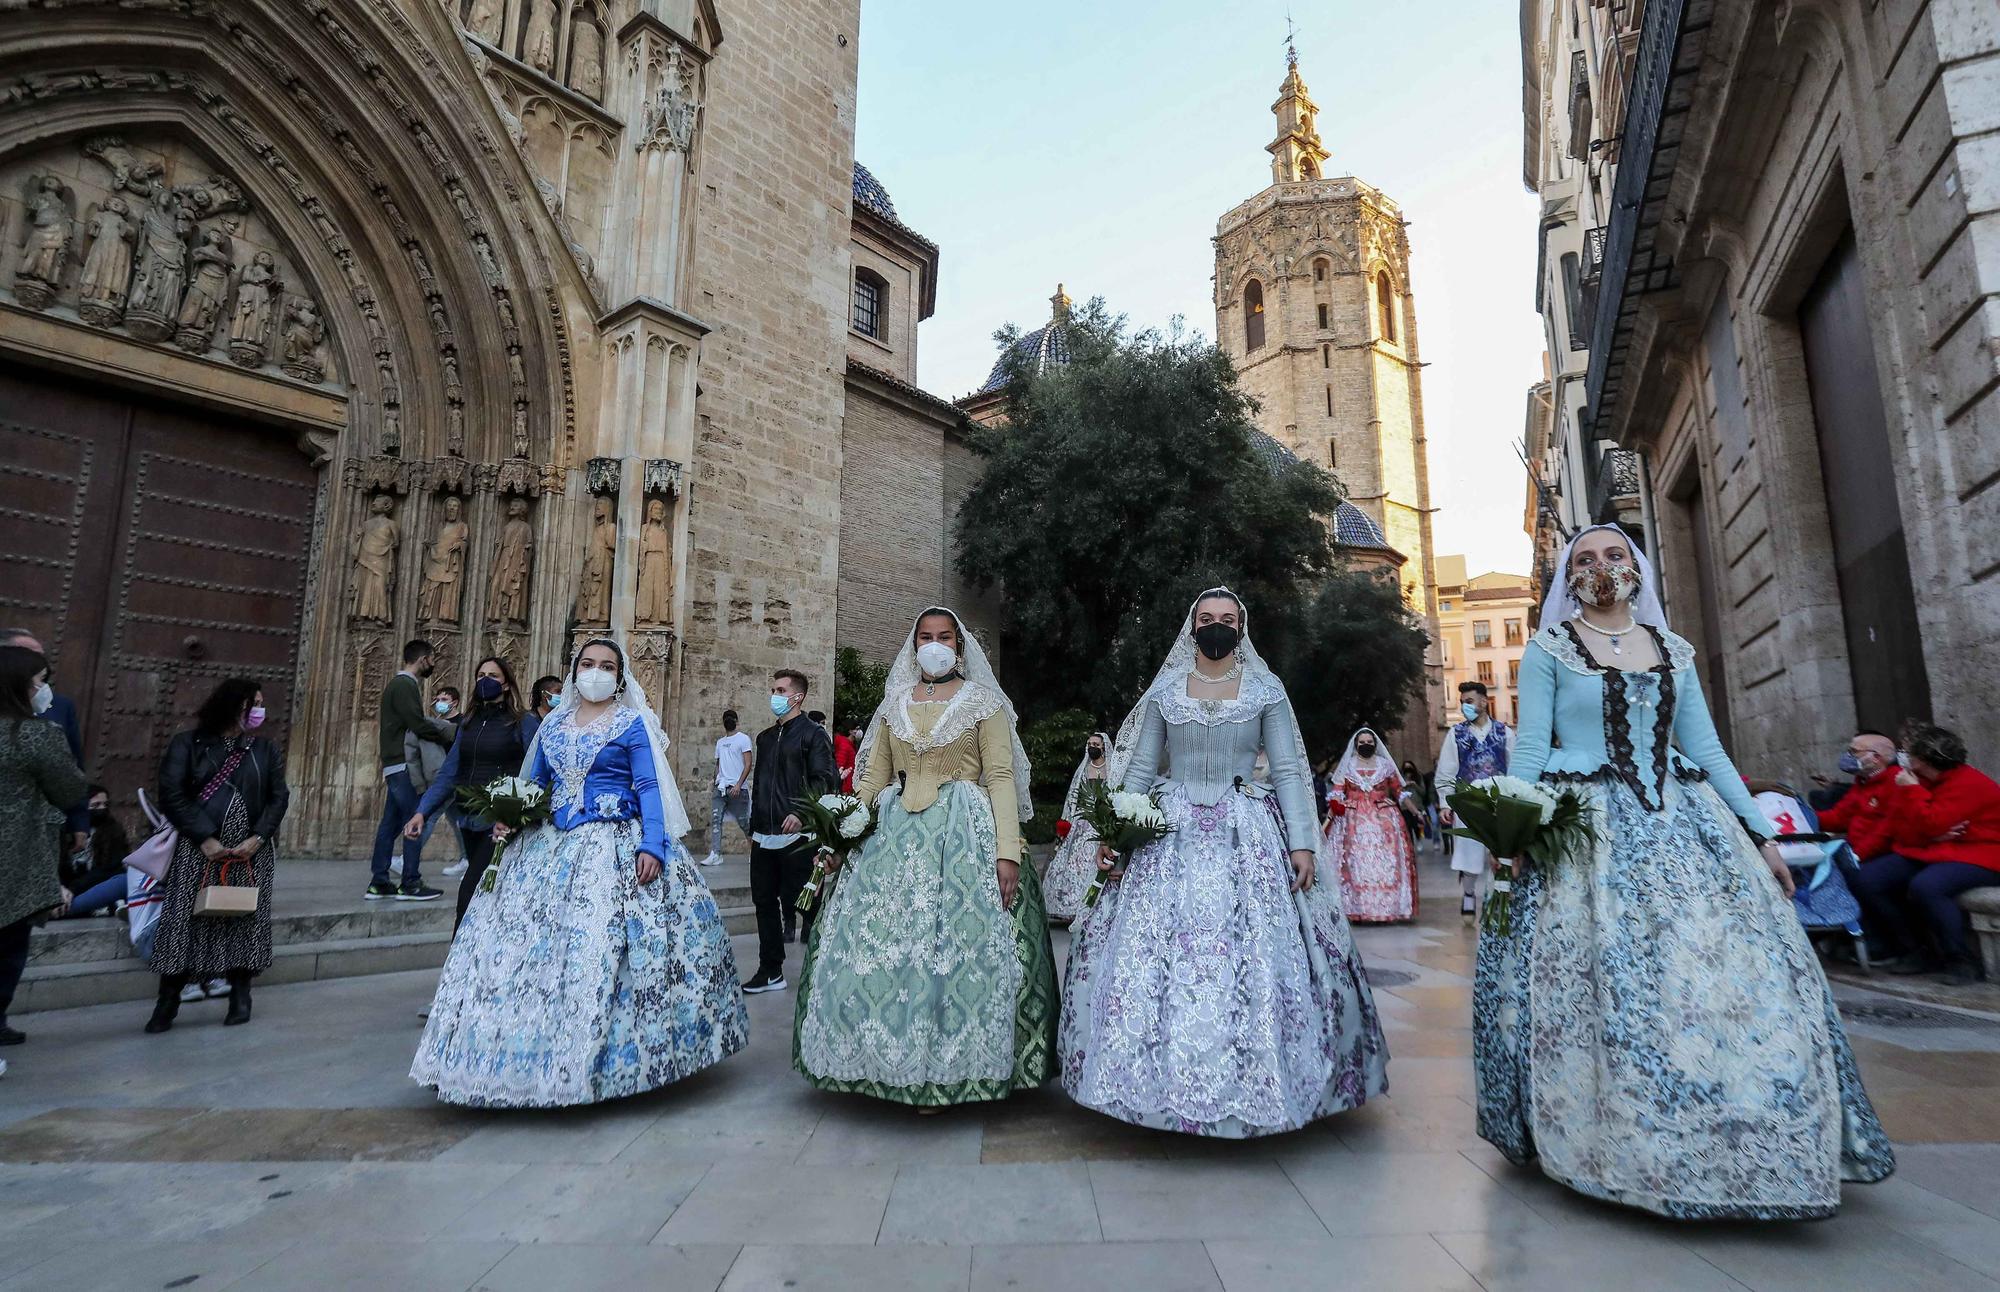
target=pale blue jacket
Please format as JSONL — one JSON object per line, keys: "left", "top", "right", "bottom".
{"left": 1512, "top": 622, "right": 1775, "bottom": 838}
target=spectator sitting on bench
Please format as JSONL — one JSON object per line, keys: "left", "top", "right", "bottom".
{"left": 1850, "top": 724, "right": 2000, "bottom": 986}
{"left": 1817, "top": 731, "right": 1906, "bottom": 864}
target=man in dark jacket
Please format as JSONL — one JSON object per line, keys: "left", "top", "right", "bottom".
{"left": 366, "top": 639, "right": 453, "bottom": 902}
{"left": 743, "top": 668, "right": 837, "bottom": 994}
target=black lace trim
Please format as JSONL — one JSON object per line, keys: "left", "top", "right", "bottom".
{"left": 1536, "top": 767, "right": 1708, "bottom": 787}
{"left": 1558, "top": 621, "right": 1677, "bottom": 812}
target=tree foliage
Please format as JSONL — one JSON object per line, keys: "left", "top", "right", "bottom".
{"left": 832, "top": 646, "right": 888, "bottom": 735}
{"left": 954, "top": 302, "right": 1428, "bottom": 762}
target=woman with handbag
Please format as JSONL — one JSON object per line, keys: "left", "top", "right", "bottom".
{"left": 0, "top": 644, "right": 89, "bottom": 1051}
{"left": 146, "top": 677, "right": 289, "bottom": 1033}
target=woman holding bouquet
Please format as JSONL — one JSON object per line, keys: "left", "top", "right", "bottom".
{"left": 1475, "top": 524, "right": 1892, "bottom": 1217}
{"left": 1060, "top": 588, "right": 1388, "bottom": 1137}
{"left": 794, "top": 607, "right": 1058, "bottom": 1108}
{"left": 1042, "top": 732, "right": 1114, "bottom": 922}
{"left": 412, "top": 638, "right": 747, "bottom": 1107}
{"left": 1323, "top": 727, "right": 1418, "bottom": 922}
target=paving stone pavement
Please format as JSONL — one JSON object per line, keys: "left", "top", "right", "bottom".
{"left": 3, "top": 846, "right": 2000, "bottom": 1290}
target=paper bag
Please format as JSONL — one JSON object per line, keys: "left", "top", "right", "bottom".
{"left": 193, "top": 857, "right": 258, "bottom": 918}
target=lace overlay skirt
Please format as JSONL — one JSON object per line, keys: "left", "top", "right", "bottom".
{"left": 794, "top": 781, "right": 1058, "bottom": 1105}
{"left": 412, "top": 819, "right": 748, "bottom": 1108}
{"left": 1330, "top": 796, "right": 1417, "bottom": 923}
{"left": 1060, "top": 787, "right": 1389, "bottom": 1137}
{"left": 1473, "top": 777, "right": 1895, "bottom": 1218}
{"left": 1042, "top": 818, "right": 1101, "bottom": 921}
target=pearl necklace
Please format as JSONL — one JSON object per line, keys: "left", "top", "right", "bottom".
{"left": 1573, "top": 614, "right": 1639, "bottom": 656}
{"left": 1190, "top": 659, "right": 1243, "bottom": 685}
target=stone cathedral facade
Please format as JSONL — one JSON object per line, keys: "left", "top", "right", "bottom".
{"left": 1213, "top": 49, "right": 1442, "bottom": 749}
{"left": 0, "top": 0, "right": 866, "bottom": 851}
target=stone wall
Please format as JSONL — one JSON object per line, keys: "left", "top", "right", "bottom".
{"left": 836, "top": 379, "right": 951, "bottom": 666}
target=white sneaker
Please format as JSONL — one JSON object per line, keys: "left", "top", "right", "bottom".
{"left": 699, "top": 852, "right": 721, "bottom": 867}
{"left": 0, "top": 1058, "right": 8, "bottom": 1079}
{"left": 179, "top": 981, "right": 207, "bottom": 1003}
{"left": 442, "top": 859, "right": 468, "bottom": 877}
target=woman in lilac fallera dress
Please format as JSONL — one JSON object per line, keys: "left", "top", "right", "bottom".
{"left": 1060, "top": 588, "right": 1388, "bottom": 1136}
{"left": 412, "top": 638, "right": 747, "bottom": 1107}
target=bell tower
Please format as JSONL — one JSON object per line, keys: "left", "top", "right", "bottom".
{"left": 1267, "top": 44, "right": 1329, "bottom": 184}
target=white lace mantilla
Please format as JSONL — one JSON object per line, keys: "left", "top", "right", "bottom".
{"left": 543, "top": 707, "right": 641, "bottom": 811}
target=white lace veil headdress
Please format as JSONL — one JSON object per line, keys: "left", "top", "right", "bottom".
{"left": 1061, "top": 732, "right": 1114, "bottom": 820}
{"left": 1537, "top": 522, "right": 1668, "bottom": 630}
{"left": 517, "top": 634, "right": 692, "bottom": 842}
{"left": 1330, "top": 726, "right": 1396, "bottom": 791}
{"left": 852, "top": 607, "right": 1034, "bottom": 822}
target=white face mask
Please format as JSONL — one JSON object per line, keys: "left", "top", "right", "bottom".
{"left": 915, "top": 641, "right": 957, "bottom": 678}
{"left": 31, "top": 681, "right": 53, "bottom": 715}
{"left": 574, "top": 669, "right": 617, "bottom": 703}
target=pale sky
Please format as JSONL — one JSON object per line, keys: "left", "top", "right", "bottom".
{"left": 853, "top": 0, "right": 1540, "bottom": 576}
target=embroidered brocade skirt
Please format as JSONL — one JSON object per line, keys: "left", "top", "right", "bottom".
{"left": 1060, "top": 788, "right": 1389, "bottom": 1137}
{"left": 411, "top": 819, "right": 748, "bottom": 1108}
{"left": 1041, "top": 817, "right": 1102, "bottom": 921}
{"left": 794, "top": 781, "right": 1058, "bottom": 1106}
{"left": 1473, "top": 777, "right": 1895, "bottom": 1218}
{"left": 1331, "top": 797, "right": 1419, "bottom": 922}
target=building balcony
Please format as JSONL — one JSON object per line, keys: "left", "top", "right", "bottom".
{"left": 1589, "top": 446, "right": 1644, "bottom": 526}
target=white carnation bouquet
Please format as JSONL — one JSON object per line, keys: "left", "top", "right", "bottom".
{"left": 792, "top": 789, "right": 877, "bottom": 913}
{"left": 1445, "top": 774, "right": 1594, "bottom": 934}
{"left": 1074, "top": 782, "right": 1174, "bottom": 907}
{"left": 456, "top": 774, "right": 552, "bottom": 894}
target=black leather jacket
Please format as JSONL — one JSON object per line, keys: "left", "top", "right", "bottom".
{"left": 750, "top": 716, "right": 838, "bottom": 834}
{"left": 158, "top": 730, "right": 289, "bottom": 844}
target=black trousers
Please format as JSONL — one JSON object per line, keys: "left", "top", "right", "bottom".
{"left": 750, "top": 840, "right": 815, "bottom": 976}
{"left": 453, "top": 825, "right": 499, "bottom": 932}
{"left": 0, "top": 914, "right": 32, "bottom": 1025}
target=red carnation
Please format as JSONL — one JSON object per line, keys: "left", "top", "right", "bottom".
{"left": 1055, "top": 819, "right": 1073, "bottom": 840}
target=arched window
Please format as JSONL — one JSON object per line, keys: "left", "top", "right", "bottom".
{"left": 1313, "top": 258, "right": 1329, "bottom": 283}
{"left": 851, "top": 268, "right": 886, "bottom": 339}
{"left": 1244, "top": 280, "right": 1266, "bottom": 351}
{"left": 1299, "top": 156, "right": 1319, "bottom": 180}
{"left": 1317, "top": 303, "right": 1330, "bottom": 330}
{"left": 1375, "top": 271, "right": 1397, "bottom": 343}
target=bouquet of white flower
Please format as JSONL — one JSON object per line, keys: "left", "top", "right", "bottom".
{"left": 1445, "top": 775, "right": 1594, "bottom": 934}
{"left": 456, "top": 775, "right": 552, "bottom": 894}
{"left": 1074, "top": 781, "right": 1174, "bottom": 907}
{"left": 791, "top": 789, "right": 877, "bottom": 913}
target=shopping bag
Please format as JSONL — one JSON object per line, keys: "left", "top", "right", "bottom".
{"left": 126, "top": 867, "right": 164, "bottom": 956}
{"left": 192, "top": 856, "right": 258, "bottom": 918}
{"left": 122, "top": 788, "right": 175, "bottom": 881}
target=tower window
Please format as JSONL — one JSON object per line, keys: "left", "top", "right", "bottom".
{"left": 1317, "top": 303, "right": 1330, "bottom": 330}
{"left": 1244, "top": 279, "right": 1266, "bottom": 351}
{"left": 851, "top": 269, "right": 886, "bottom": 340}
{"left": 1327, "top": 439, "right": 1337, "bottom": 467}
{"left": 1375, "top": 271, "right": 1397, "bottom": 343}
{"left": 1325, "top": 385, "right": 1333, "bottom": 417}
{"left": 1322, "top": 343, "right": 1330, "bottom": 367}
{"left": 1299, "top": 156, "right": 1319, "bottom": 180}
{"left": 1313, "top": 258, "right": 1328, "bottom": 283}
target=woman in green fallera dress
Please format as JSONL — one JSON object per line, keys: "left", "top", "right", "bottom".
{"left": 793, "top": 607, "right": 1057, "bottom": 1107}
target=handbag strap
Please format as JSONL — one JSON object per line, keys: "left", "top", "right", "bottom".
{"left": 198, "top": 744, "right": 249, "bottom": 805}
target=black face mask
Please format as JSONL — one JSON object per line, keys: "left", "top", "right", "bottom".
{"left": 1088, "top": 746, "right": 1104, "bottom": 762}
{"left": 1193, "top": 623, "right": 1240, "bottom": 661}
{"left": 88, "top": 807, "right": 112, "bottom": 823}
{"left": 1357, "top": 742, "right": 1377, "bottom": 757}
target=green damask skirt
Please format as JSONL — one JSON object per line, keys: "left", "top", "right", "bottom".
{"left": 793, "top": 781, "right": 1058, "bottom": 1106}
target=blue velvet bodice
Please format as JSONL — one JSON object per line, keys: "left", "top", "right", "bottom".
{"left": 526, "top": 707, "right": 669, "bottom": 861}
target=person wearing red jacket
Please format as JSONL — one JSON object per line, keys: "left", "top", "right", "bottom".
{"left": 1818, "top": 731, "right": 1905, "bottom": 862}
{"left": 1850, "top": 724, "right": 2000, "bottom": 985}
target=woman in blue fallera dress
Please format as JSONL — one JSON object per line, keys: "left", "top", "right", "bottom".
{"left": 1475, "top": 525, "right": 1893, "bottom": 1218}
{"left": 412, "top": 638, "right": 747, "bottom": 1107}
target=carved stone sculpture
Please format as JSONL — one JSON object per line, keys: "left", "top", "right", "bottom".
{"left": 77, "top": 196, "right": 134, "bottom": 327}
{"left": 14, "top": 175, "right": 72, "bottom": 309}
{"left": 465, "top": 0, "right": 504, "bottom": 44}
{"left": 173, "top": 224, "right": 233, "bottom": 352}
{"left": 350, "top": 492, "right": 400, "bottom": 623}
{"left": 635, "top": 497, "right": 673, "bottom": 625}
{"left": 122, "top": 165, "right": 193, "bottom": 342}
{"left": 523, "top": 0, "right": 558, "bottom": 74}
{"left": 573, "top": 496, "right": 616, "bottom": 625}
{"left": 281, "top": 296, "right": 327, "bottom": 382}
{"left": 419, "top": 494, "right": 470, "bottom": 624}
{"left": 487, "top": 497, "right": 534, "bottom": 625}
{"left": 570, "top": 20, "right": 605, "bottom": 101}
{"left": 639, "top": 52, "right": 700, "bottom": 153}
{"left": 229, "top": 251, "right": 281, "bottom": 367}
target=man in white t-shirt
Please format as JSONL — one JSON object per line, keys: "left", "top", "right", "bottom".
{"left": 702, "top": 709, "right": 754, "bottom": 867}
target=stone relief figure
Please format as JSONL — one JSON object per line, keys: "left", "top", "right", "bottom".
{"left": 350, "top": 493, "right": 400, "bottom": 623}
{"left": 523, "top": 0, "right": 558, "bottom": 75}
{"left": 569, "top": 18, "right": 605, "bottom": 101}
{"left": 572, "top": 496, "right": 616, "bottom": 625}
{"left": 14, "top": 175, "right": 73, "bottom": 309}
{"left": 635, "top": 497, "right": 673, "bottom": 626}
{"left": 465, "top": 0, "right": 504, "bottom": 44}
{"left": 419, "top": 495, "right": 470, "bottom": 624}
{"left": 173, "top": 224, "right": 233, "bottom": 352}
{"left": 77, "top": 196, "right": 135, "bottom": 327}
{"left": 281, "top": 296, "right": 327, "bottom": 382}
{"left": 228, "top": 251, "right": 281, "bottom": 367}
{"left": 122, "top": 165, "right": 194, "bottom": 341}
{"left": 487, "top": 497, "right": 535, "bottom": 625}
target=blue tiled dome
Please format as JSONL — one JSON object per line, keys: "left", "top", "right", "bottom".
{"left": 852, "top": 162, "right": 898, "bottom": 222}
{"left": 978, "top": 320, "right": 1071, "bottom": 393}
{"left": 1332, "top": 499, "right": 1393, "bottom": 550}
{"left": 1248, "top": 430, "right": 1297, "bottom": 469}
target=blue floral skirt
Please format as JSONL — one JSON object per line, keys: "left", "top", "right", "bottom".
{"left": 412, "top": 819, "right": 748, "bottom": 1107}
{"left": 1474, "top": 777, "right": 1894, "bottom": 1218}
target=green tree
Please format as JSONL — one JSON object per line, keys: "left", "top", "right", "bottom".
{"left": 954, "top": 301, "right": 1426, "bottom": 761}
{"left": 832, "top": 646, "right": 888, "bottom": 735}
{"left": 1262, "top": 567, "right": 1432, "bottom": 757}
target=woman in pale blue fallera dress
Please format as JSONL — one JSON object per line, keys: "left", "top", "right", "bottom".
{"left": 1475, "top": 525, "right": 1892, "bottom": 1219}
{"left": 412, "top": 638, "right": 747, "bottom": 1107}
{"left": 1060, "top": 588, "right": 1388, "bottom": 1137}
